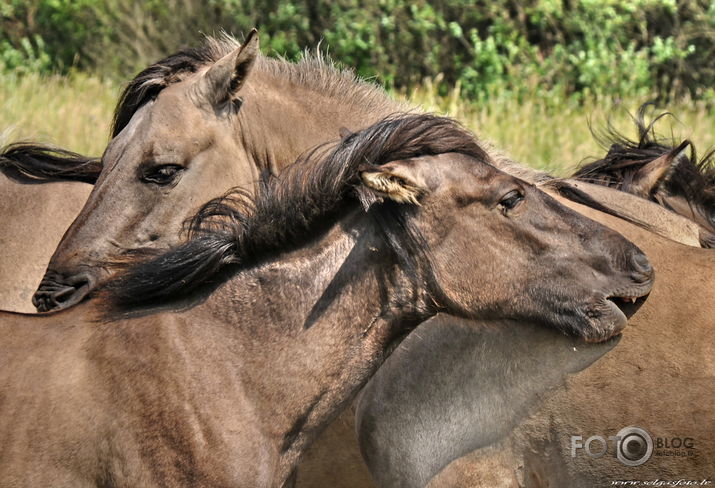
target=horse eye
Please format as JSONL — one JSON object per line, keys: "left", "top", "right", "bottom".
{"left": 141, "top": 164, "right": 184, "bottom": 185}
{"left": 498, "top": 190, "right": 524, "bottom": 212}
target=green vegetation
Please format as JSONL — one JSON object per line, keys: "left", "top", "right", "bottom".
{"left": 0, "top": 71, "right": 118, "bottom": 154}
{"left": 2, "top": 71, "right": 712, "bottom": 173}
{"left": 1, "top": 1, "right": 713, "bottom": 171}
{"left": 2, "top": 0, "right": 714, "bottom": 103}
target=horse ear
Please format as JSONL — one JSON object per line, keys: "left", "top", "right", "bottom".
{"left": 360, "top": 160, "right": 428, "bottom": 205}
{"left": 196, "top": 29, "right": 259, "bottom": 110}
{"left": 631, "top": 140, "right": 690, "bottom": 197}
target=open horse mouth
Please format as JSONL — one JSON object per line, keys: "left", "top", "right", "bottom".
{"left": 581, "top": 287, "right": 651, "bottom": 343}
{"left": 576, "top": 248, "right": 655, "bottom": 342}
{"left": 32, "top": 271, "right": 94, "bottom": 312}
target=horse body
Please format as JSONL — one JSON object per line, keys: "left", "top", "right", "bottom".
{"left": 0, "top": 227, "right": 388, "bottom": 487}
{"left": 0, "top": 115, "right": 652, "bottom": 487}
{"left": 0, "top": 173, "right": 91, "bottom": 312}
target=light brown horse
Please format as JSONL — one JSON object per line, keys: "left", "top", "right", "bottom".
{"left": 349, "top": 195, "right": 713, "bottom": 488}
{"left": 32, "top": 30, "right": 409, "bottom": 311}
{"left": 0, "top": 114, "right": 653, "bottom": 487}
{"left": 23, "top": 41, "right": 711, "bottom": 317}
{"left": 0, "top": 144, "right": 100, "bottom": 312}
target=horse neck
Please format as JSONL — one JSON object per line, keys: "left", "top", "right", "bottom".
{"left": 236, "top": 69, "right": 403, "bottom": 175}
{"left": 104, "top": 215, "right": 425, "bottom": 485}
{"left": 556, "top": 180, "right": 702, "bottom": 247}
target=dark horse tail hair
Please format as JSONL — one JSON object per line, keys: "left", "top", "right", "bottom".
{"left": 0, "top": 142, "right": 102, "bottom": 184}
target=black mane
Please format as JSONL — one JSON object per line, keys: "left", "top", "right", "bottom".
{"left": 0, "top": 142, "right": 102, "bottom": 184}
{"left": 573, "top": 104, "right": 715, "bottom": 202}
{"left": 109, "top": 113, "right": 488, "bottom": 308}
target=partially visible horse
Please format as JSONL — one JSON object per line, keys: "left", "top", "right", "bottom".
{"left": 0, "top": 114, "right": 653, "bottom": 487}
{"left": 573, "top": 104, "right": 715, "bottom": 247}
{"left": 32, "top": 30, "right": 412, "bottom": 311}
{"left": 0, "top": 143, "right": 100, "bottom": 312}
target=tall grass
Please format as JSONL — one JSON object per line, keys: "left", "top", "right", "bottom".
{"left": 402, "top": 76, "right": 715, "bottom": 174}
{"left": 1, "top": 71, "right": 713, "bottom": 173}
{"left": 0, "top": 72, "right": 118, "bottom": 155}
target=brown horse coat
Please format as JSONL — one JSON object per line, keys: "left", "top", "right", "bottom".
{"left": 0, "top": 174, "right": 91, "bottom": 312}
{"left": 0, "top": 115, "right": 653, "bottom": 488}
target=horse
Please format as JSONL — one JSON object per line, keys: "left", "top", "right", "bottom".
{"left": 33, "top": 33, "right": 695, "bottom": 317}
{"left": 0, "top": 114, "right": 653, "bottom": 487}
{"left": 0, "top": 143, "right": 100, "bottom": 312}
{"left": 31, "top": 30, "right": 413, "bottom": 312}
{"left": 349, "top": 195, "right": 714, "bottom": 487}
{"left": 572, "top": 104, "right": 715, "bottom": 248}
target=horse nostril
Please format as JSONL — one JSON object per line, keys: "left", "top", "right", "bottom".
{"left": 630, "top": 252, "right": 653, "bottom": 282}
{"left": 32, "top": 272, "right": 94, "bottom": 312}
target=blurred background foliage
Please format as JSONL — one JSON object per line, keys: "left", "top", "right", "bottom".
{"left": 1, "top": 1, "right": 713, "bottom": 170}
{"left": 1, "top": 0, "right": 714, "bottom": 104}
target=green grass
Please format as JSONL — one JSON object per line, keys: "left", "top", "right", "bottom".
{"left": 400, "top": 78, "right": 715, "bottom": 175}
{"left": 0, "top": 72, "right": 118, "bottom": 155}
{"left": 2, "top": 71, "right": 714, "bottom": 173}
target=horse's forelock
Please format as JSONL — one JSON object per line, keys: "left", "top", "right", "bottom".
{"left": 111, "top": 36, "right": 241, "bottom": 137}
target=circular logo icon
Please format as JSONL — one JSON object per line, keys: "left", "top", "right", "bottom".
{"left": 616, "top": 426, "right": 653, "bottom": 466}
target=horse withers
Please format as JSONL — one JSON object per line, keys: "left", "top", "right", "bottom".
{"left": 0, "top": 114, "right": 652, "bottom": 487}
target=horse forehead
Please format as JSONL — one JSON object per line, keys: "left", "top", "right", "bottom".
{"left": 443, "top": 156, "right": 507, "bottom": 188}
{"left": 150, "top": 86, "right": 206, "bottom": 129}
{"left": 102, "top": 103, "right": 155, "bottom": 171}
{"left": 105, "top": 103, "right": 199, "bottom": 171}
{"left": 131, "top": 89, "right": 218, "bottom": 154}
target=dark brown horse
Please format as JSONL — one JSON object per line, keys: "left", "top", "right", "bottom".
{"left": 0, "top": 114, "right": 652, "bottom": 487}
{"left": 31, "top": 30, "right": 410, "bottom": 312}
{"left": 0, "top": 143, "right": 100, "bottom": 311}
{"left": 348, "top": 197, "right": 713, "bottom": 488}
{"left": 573, "top": 104, "right": 715, "bottom": 247}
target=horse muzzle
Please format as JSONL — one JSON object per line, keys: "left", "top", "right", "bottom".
{"left": 32, "top": 270, "right": 96, "bottom": 312}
